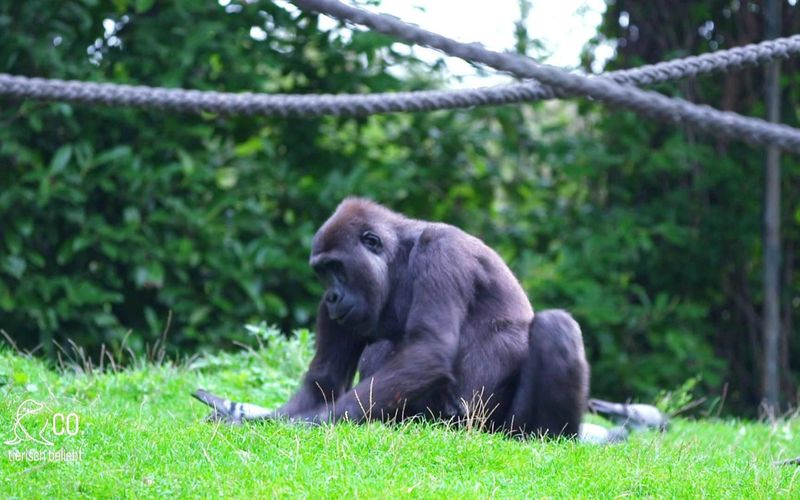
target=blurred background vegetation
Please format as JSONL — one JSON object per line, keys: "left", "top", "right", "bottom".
{"left": 1, "top": 0, "right": 798, "bottom": 415}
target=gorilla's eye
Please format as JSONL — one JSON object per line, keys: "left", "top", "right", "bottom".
{"left": 360, "top": 231, "right": 382, "bottom": 252}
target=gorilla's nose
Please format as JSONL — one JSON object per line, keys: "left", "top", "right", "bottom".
{"left": 325, "top": 290, "right": 341, "bottom": 305}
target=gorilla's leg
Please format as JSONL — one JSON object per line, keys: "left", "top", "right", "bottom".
{"left": 358, "top": 340, "right": 446, "bottom": 423}
{"left": 357, "top": 340, "right": 397, "bottom": 380}
{"left": 506, "top": 309, "right": 589, "bottom": 438}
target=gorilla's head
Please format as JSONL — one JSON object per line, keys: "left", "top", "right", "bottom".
{"left": 310, "top": 198, "right": 403, "bottom": 335}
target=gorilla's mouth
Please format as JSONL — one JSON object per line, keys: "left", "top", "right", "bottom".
{"left": 332, "top": 306, "right": 354, "bottom": 324}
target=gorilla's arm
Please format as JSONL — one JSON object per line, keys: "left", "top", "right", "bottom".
{"left": 276, "top": 302, "right": 366, "bottom": 416}
{"left": 192, "top": 303, "right": 365, "bottom": 424}
{"left": 310, "top": 306, "right": 460, "bottom": 423}
{"left": 297, "top": 236, "right": 465, "bottom": 423}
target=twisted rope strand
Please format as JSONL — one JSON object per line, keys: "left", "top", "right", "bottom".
{"left": 291, "top": 0, "right": 800, "bottom": 153}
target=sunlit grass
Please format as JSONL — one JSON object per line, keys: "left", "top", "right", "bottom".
{"left": 0, "top": 343, "right": 798, "bottom": 498}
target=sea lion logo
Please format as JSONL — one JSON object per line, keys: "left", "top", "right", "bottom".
{"left": 4, "top": 399, "right": 54, "bottom": 446}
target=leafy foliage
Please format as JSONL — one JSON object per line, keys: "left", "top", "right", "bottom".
{"left": 576, "top": 0, "right": 800, "bottom": 410}
{"left": 0, "top": 0, "right": 457, "bottom": 355}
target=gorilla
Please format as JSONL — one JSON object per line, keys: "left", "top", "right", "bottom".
{"left": 194, "top": 198, "right": 589, "bottom": 438}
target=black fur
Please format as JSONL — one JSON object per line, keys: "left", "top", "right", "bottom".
{"left": 274, "top": 198, "right": 589, "bottom": 437}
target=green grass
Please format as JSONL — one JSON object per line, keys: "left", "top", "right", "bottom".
{"left": 1, "top": 337, "right": 798, "bottom": 498}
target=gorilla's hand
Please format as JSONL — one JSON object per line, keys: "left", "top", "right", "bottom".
{"left": 192, "top": 389, "right": 274, "bottom": 424}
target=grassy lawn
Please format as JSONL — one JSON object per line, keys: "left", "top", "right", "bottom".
{"left": 1, "top": 332, "right": 798, "bottom": 498}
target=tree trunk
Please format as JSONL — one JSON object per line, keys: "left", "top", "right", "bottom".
{"left": 762, "top": 0, "right": 782, "bottom": 412}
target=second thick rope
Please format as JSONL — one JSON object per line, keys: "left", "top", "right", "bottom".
{"left": 291, "top": 0, "right": 800, "bottom": 153}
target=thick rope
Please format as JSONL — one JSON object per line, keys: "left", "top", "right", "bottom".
{"left": 2, "top": 3, "right": 800, "bottom": 152}
{"left": 291, "top": 0, "right": 800, "bottom": 153}
{"left": 1, "top": 34, "right": 800, "bottom": 118}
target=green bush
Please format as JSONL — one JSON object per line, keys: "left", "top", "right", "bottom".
{"left": 0, "top": 0, "right": 454, "bottom": 355}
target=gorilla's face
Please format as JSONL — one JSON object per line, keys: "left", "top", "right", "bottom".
{"left": 310, "top": 202, "right": 396, "bottom": 335}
